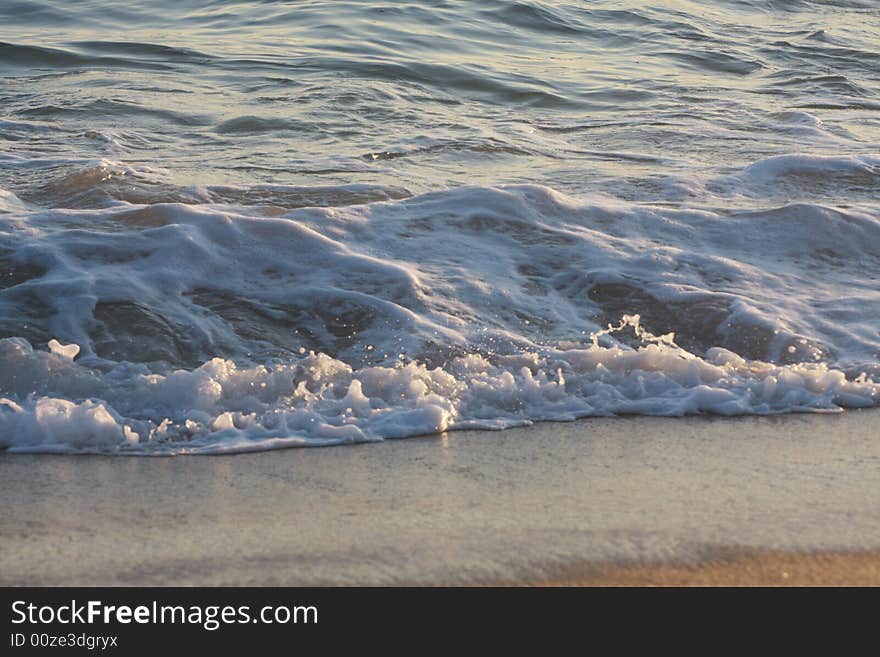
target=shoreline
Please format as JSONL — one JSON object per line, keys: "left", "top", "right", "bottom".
{"left": 2, "top": 410, "right": 879, "bottom": 586}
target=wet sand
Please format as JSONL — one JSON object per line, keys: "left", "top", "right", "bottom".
{"left": 2, "top": 411, "right": 879, "bottom": 586}
{"left": 531, "top": 549, "right": 880, "bottom": 586}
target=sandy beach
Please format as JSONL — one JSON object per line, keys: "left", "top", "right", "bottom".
{"left": 3, "top": 410, "right": 878, "bottom": 586}
{"left": 3, "top": 0, "right": 880, "bottom": 601}
{"left": 533, "top": 550, "right": 880, "bottom": 586}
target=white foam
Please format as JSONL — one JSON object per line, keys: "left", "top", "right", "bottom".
{"left": 0, "top": 316, "right": 877, "bottom": 454}
{"left": 2, "top": 175, "right": 879, "bottom": 454}
{"left": 47, "top": 339, "right": 80, "bottom": 360}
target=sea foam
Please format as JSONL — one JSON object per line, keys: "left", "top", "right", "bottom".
{"left": 1, "top": 177, "right": 879, "bottom": 454}
{"left": 1, "top": 316, "right": 877, "bottom": 454}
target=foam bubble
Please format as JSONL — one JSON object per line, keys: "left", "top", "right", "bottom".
{"left": 47, "top": 339, "right": 80, "bottom": 360}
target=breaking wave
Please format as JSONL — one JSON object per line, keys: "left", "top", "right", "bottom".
{"left": 1, "top": 175, "right": 879, "bottom": 454}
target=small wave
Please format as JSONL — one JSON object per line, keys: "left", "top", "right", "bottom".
{"left": 362, "top": 136, "right": 538, "bottom": 161}
{"left": 740, "top": 153, "right": 880, "bottom": 191}
{"left": 215, "top": 116, "right": 314, "bottom": 135}
{"left": 0, "top": 118, "right": 59, "bottom": 135}
{"left": 22, "top": 159, "right": 173, "bottom": 208}
{"left": 0, "top": 41, "right": 173, "bottom": 71}
{"left": 702, "top": 153, "right": 880, "bottom": 202}
{"left": 1, "top": 180, "right": 879, "bottom": 455}
{"left": 766, "top": 72, "right": 873, "bottom": 97}
{"left": 293, "top": 56, "right": 581, "bottom": 108}
{"left": 19, "top": 98, "right": 211, "bottom": 127}
{"left": 652, "top": 49, "right": 764, "bottom": 75}
{"left": 203, "top": 183, "right": 411, "bottom": 208}
{"left": 68, "top": 40, "right": 214, "bottom": 63}
{"left": 484, "top": 2, "right": 587, "bottom": 36}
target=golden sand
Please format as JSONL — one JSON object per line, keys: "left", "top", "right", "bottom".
{"left": 533, "top": 549, "right": 880, "bottom": 587}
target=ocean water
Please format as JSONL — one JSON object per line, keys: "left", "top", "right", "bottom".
{"left": 1, "top": 0, "right": 879, "bottom": 453}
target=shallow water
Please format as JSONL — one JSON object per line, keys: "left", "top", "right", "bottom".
{"left": 1, "top": 1, "right": 879, "bottom": 453}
